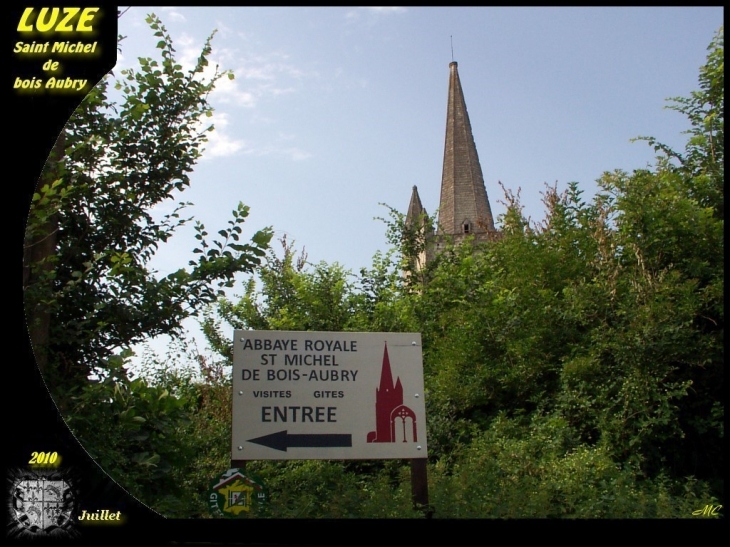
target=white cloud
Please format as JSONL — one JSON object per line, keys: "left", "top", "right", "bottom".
{"left": 160, "top": 7, "right": 186, "bottom": 22}
{"left": 363, "top": 7, "right": 407, "bottom": 13}
{"left": 197, "top": 113, "right": 311, "bottom": 162}
{"left": 253, "top": 146, "right": 312, "bottom": 161}
{"left": 345, "top": 6, "right": 407, "bottom": 25}
{"left": 347, "top": 6, "right": 407, "bottom": 18}
{"left": 215, "top": 57, "right": 305, "bottom": 106}
{"left": 286, "top": 148, "right": 312, "bottom": 161}
{"left": 177, "top": 33, "right": 196, "bottom": 49}
{"left": 212, "top": 77, "right": 258, "bottom": 107}
{"left": 241, "top": 145, "right": 312, "bottom": 161}
{"left": 134, "top": 20, "right": 315, "bottom": 161}
{"left": 205, "top": 133, "right": 246, "bottom": 158}
{"left": 199, "top": 112, "right": 246, "bottom": 159}
{"left": 237, "top": 66, "right": 277, "bottom": 81}
{"left": 220, "top": 139, "right": 313, "bottom": 161}
{"left": 166, "top": 33, "right": 307, "bottom": 108}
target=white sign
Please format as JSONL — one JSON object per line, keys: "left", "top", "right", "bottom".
{"left": 232, "top": 331, "right": 428, "bottom": 460}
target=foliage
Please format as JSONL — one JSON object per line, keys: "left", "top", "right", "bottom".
{"left": 65, "top": 342, "right": 237, "bottom": 517}
{"left": 23, "top": 14, "right": 272, "bottom": 399}
{"left": 22, "top": 13, "right": 271, "bottom": 516}
{"left": 427, "top": 413, "right": 720, "bottom": 518}
{"left": 64, "top": 350, "right": 196, "bottom": 514}
{"left": 51, "top": 26, "right": 723, "bottom": 518}
{"left": 240, "top": 460, "right": 417, "bottom": 518}
{"left": 202, "top": 235, "right": 417, "bottom": 366}
{"left": 638, "top": 27, "right": 723, "bottom": 218}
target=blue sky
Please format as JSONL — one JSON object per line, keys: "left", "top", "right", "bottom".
{"left": 111, "top": 7, "right": 723, "bottom": 361}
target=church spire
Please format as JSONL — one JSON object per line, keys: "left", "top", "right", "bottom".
{"left": 405, "top": 185, "right": 433, "bottom": 235}
{"left": 405, "top": 185, "right": 426, "bottom": 229}
{"left": 438, "top": 61, "right": 496, "bottom": 235}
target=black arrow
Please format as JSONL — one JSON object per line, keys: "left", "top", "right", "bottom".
{"left": 247, "top": 431, "right": 352, "bottom": 452}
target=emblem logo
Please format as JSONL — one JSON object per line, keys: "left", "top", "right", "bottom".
{"left": 208, "top": 468, "right": 268, "bottom": 517}
{"left": 10, "top": 474, "right": 76, "bottom": 535}
{"left": 367, "top": 343, "right": 418, "bottom": 443}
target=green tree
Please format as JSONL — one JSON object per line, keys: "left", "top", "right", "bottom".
{"left": 21, "top": 14, "right": 272, "bottom": 512}
{"left": 418, "top": 27, "right": 724, "bottom": 499}
{"left": 23, "top": 14, "right": 272, "bottom": 401}
{"left": 202, "top": 234, "right": 417, "bottom": 367}
{"left": 583, "top": 27, "right": 724, "bottom": 485}
{"left": 91, "top": 26, "right": 723, "bottom": 518}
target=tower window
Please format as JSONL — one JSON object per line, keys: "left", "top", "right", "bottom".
{"left": 463, "top": 222, "right": 470, "bottom": 234}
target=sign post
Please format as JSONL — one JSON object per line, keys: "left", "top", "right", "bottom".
{"left": 232, "top": 331, "right": 428, "bottom": 462}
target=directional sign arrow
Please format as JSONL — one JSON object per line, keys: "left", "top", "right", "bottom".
{"left": 247, "top": 431, "right": 352, "bottom": 452}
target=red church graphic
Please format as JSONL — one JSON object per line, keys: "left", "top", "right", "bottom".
{"left": 366, "top": 343, "right": 418, "bottom": 443}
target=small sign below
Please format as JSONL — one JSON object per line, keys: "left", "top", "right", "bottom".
{"left": 208, "top": 468, "right": 268, "bottom": 517}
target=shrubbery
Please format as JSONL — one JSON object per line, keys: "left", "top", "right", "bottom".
{"left": 36, "top": 23, "right": 723, "bottom": 518}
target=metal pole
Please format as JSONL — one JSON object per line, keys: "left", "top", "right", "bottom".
{"left": 410, "top": 458, "right": 433, "bottom": 518}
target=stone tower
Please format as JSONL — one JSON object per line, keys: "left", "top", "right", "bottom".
{"left": 406, "top": 61, "right": 500, "bottom": 271}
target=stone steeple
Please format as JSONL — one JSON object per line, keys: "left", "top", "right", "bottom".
{"left": 405, "top": 185, "right": 426, "bottom": 227}
{"left": 403, "top": 185, "right": 434, "bottom": 276}
{"left": 403, "top": 61, "right": 500, "bottom": 279}
{"left": 438, "top": 61, "right": 496, "bottom": 237}
{"left": 405, "top": 185, "right": 433, "bottom": 232}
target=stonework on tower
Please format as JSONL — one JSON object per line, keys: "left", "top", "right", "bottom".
{"left": 405, "top": 61, "right": 501, "bottom": 273}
